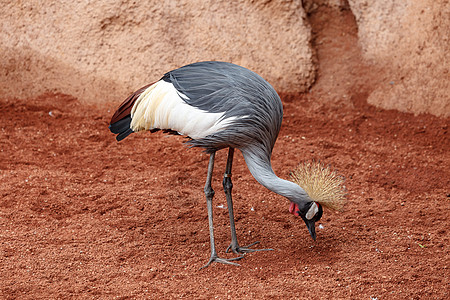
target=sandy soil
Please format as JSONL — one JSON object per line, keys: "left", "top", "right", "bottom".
{"left": 1, "top": 6, "right": 448, "bottom": 300}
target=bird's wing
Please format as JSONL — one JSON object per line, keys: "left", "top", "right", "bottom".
{"left": 129, "top": 62, "right": 255, "bottom": 140}
{"left": 111, "top": 61, "right": 283, "bottom": 152}
{"left": 162, "top": 62, "right": 283, "bottom": 153}
{"left": 129, "top": 79, "right": 237, "bottom": 140}
{"left": 163, "top": 61, "right": 258, "bottom": 118}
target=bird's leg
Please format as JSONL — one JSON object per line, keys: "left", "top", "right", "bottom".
{"left": 200, "top": 151, "right": 242, "bottom": 269}
{"left": 223, "top": 148, "right": 273, "bottom": 254}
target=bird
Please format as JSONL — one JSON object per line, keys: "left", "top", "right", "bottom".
{"left": 109, "top": 61, "right": 325, "bottom": 268}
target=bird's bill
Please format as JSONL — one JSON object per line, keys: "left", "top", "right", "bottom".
{"left": 303, "top": 218, "right": 317, "bottom": 241}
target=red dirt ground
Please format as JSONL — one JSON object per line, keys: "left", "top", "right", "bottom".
{"left": 0, "top": 90, "right": 448, "bottom": 299}
{"left": 1, "top": 6, "right": 449, "bottom": 300}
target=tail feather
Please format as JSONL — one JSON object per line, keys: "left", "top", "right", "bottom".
{"left": 109, "top": 83, "right": 154, "bottom": 141}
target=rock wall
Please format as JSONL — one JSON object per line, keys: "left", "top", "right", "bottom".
{"left": 1, "top": 0, "right": 448, "bottom": 117}
{"left": 348, "top": 0, "right": 449, "bottom": 116}
{"left": 0, "top": 0, "right": 315, "bottom": 103}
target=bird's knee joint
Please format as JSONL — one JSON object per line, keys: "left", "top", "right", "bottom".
{"left": 222, "top": 175, "right": 233, "bottom": 191}
{"left": 204, "top": 186, "right": 215, "bottom": 198}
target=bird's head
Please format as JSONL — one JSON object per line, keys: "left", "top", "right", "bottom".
{"left": 289, "top": 201, "right": 323, "bottom": 240}
{"left": 289, "top": 161, "right": 346, "bottom": 241}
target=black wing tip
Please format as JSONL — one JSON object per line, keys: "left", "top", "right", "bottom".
{"left": 109, "top": 117, "right": 131, "bottom": 133}
{"left": 116, "top": 128, "right": 134, "bottom": 141}
{"left": 109, "top": 116, "right": 134, "bottom": 141}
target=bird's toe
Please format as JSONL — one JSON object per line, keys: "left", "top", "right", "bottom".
{"left": 226, "top": 241, "right": 273, "bottom": 254}
{"left": 200, "top": 255, "right": 243, "bottom": 270}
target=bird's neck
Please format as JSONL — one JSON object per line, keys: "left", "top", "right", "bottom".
{"left": 240, "top": 147, "right": 310, "bottom": 203}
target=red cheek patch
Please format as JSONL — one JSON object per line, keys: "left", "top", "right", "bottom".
{"left": 289, "top": 202, "right": 295, "bottom": 213}
{"left": 289, "top": 202, "right": 300, "bottom": 216}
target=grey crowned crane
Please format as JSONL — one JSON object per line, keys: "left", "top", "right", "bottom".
{"left": 109, "top": 61, "right": 345, "bottom": 268}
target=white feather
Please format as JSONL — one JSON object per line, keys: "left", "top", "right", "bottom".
{"left": 306, "top": 202, "right": 319, "bottom": 220}
{"left": 130, "top": 80, "right": 235, "bottom": 139}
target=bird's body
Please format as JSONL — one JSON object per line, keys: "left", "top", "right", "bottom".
{"left": 111, "top": 61, "right": 282, "bottom": 153}
{"left": 110, "top": 61, "right": 323, "bottom": 267}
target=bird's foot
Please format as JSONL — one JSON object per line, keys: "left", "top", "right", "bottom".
{"left": 226, "top": 241, "right": 273, "bottom": 254}
{"left": 200, "top": 254, "right": 244, "bottom": 270}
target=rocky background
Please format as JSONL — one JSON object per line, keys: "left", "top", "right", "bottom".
{"left": 1, "top": 0, "right": 449, "bottom": 116}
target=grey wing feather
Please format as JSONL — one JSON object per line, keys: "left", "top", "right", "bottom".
{"left": 162, "top": 61, "right": 283, "bottom": 154}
